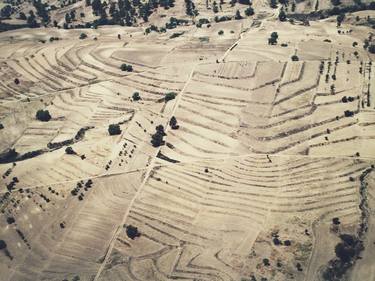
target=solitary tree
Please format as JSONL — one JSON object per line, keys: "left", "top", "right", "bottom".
{"left": 245, "top": 7, "right": 254, "bottom": 16}
{"left": 126, "top": 225, "right": 141, "bottom": 239}
{"left": 65, "top": 146, "right": 76, "bottom": 155}
{"left": 278, "top": 9, "right": 287, "bottom": 21}
{"left": 268, "top": 32, "right": 278, "bottom": 45}
{"left": 235, "top": 10, "right": 242, "bottom": 20}
{"left": 291, "top": 55, "right": 299, "bottom": 61}
{"left": 108, "top": 124, "right": 121, "bottom": 135}
{"left": 36, "top": 110, "right": 51, "bottom": 122}
{"left": 169, "top": 116, "right": 179, "bottom": 129}
{"left": 132, "top": 92, "right": 141, "bottom": 101}
{"left": 151, "top": 125, "right": 166, "bottom": 147}
{"left": 79, "top": 33, "right": 87, "bottom": 39}
{"left": 0, "top": 240, "right": 7, "bottom": 250}
{"left": 120, "top": 64, "right": 133, "bottom": 72}
{"left": 165, "top": 92, "right": 177, "bottom": 101}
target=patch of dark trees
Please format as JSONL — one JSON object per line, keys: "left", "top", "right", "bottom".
{"left": 288, "top": 2, "right": 375, "bottom": 21}
{"left": 322, "top": 167, "right": 374, "bottom": 280}
{"left": 322, "top": 234, "right": 364, "bottom": 280}
{"left": 71, "top": 179, "right": 93, "bottom": 200}
{"left": 0, "top": 22, "right": 29, "bottom": 32}
{"left": 48, "top": 126, "right": 93, "bottom": 150}
{"left": 0, "top": 126, "right": 93, "bottom": 164}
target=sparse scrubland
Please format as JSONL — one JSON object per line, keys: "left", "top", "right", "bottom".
{"left": 0, "top": 0, "right": 375, "bottom": 280}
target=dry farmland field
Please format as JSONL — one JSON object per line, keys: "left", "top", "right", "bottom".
{"left": 0, "top": 0, "right": 375, "bottom": 280}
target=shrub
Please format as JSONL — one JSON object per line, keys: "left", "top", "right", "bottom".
{"left": 291, "top": 55, "right": 299, "bottom": 61}
{"left": 273, "top": 237, "right": 282, "bottom": 245}
{"left": 120, "top": 63, "right": 133, "bottom": 72}
{"left": 0, "top": 123, "right": 3, "bottom": 130}
{"left": 36, "top": 110, "right": 51, "bottom": 122}
{"left": 170, "top": 32, "right": 184, "bottom": 38}
{"left": 19, "top": 12, "right": 27, "bottom": 20}
{"left": 151, "top": 125, "right": 166, "bottom": 147}
{"left": 132, "top": 92, "right": 141, "bottom": 101}
{"left": 169, "top": 116, "right": 179, "bottom": 129}
{"left": 218, "top": 30, "right": 224, "bottom": 35}
{"left": 108, "top": 124, "right": 121, "bottom": 135}
{"left": 198, "top": 18, "right": 210, "bottom": 25}
{"left": 245, "top": 7, "right": 254, "bottom": 16}
{"left": 268, "top": 32, "right": 278, "bottom": 45}
{"left": 65, "top": 146, "right": 76, "bottom": 155}
{"left": 79, "top": 33, "right": 87, "bottom": 39}
{"left": 369, "top": 44, "right": 375, "bottom": 54}
{"left": 235, "top": 10, "right": 242, "bottom": 20}
{"left": 14, "top": 78, "right": 20, "bottom": 85}
{"left": 0, "top": 240, "right": 7, "bottom": 250}
{"left": 165, "top": 92, "right": 177, "bottom": 101}
{"left": 279, "top": 9, "right": 287, "bottom": 21}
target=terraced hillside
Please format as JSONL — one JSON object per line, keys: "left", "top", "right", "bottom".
{"left": 0, "top": 1, "right": 375, "bottom": 281}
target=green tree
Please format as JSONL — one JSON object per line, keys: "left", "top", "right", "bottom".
{"left": 278, "top": 9, "right": 286, "bottom": 21}
{"left": 132, "top": 92, "right": 141, "bottom": 101}
{"left": 165, "top": 92, "right": 176, "bottom": 101}
{"left": 169, "top": 116, "right": 179, "bottom": 129}
{"left": 245, "top": 7, "right": 254, "bottom": 16}
{"left": 108, "top": 124, "right": 121, "bottom": 135}
{"left": 291, "top": 55, "right": 299, "bottom": 61}
{"left": 1, "top": 5, "right": 12, "bottom": 18}
{"left": 36, "top": 110, "right": 51, "bottom": 122}
{"left": 235, "top": 10, "right": 242, "bottom": 19}
{"left": 120, "top": 64, "right": 133, "bottom": 72}
{"left": 268, "top": 31, "right": 278, "bottom": 45}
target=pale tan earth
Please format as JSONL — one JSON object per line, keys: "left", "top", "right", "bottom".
{"left": 0, "top": 0, "right": 375, "bottom": 281}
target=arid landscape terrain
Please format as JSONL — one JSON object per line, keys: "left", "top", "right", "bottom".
{"left": 0, "top": 0, "right": 375, "bottom": 280}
